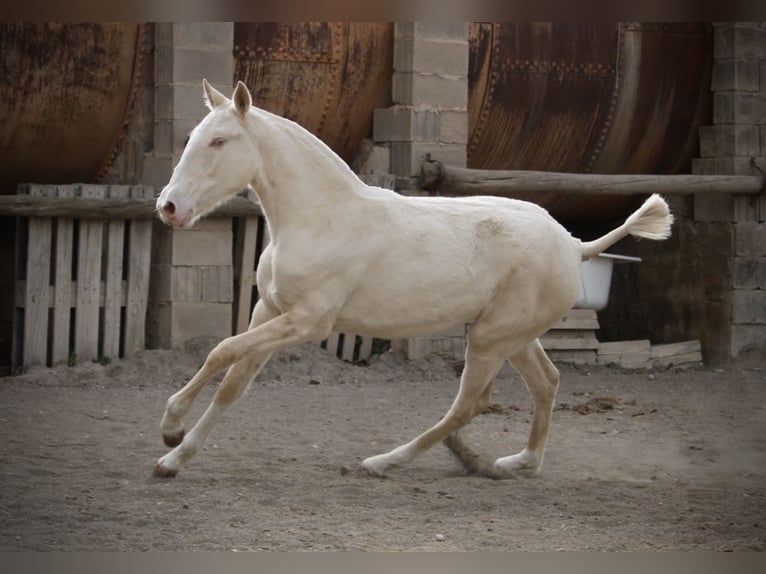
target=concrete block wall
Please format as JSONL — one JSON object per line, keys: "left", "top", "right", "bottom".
{"left": 368, "top": 22, "right": 470, "bottom": 194}
{"left": 690, "top": 22, "right": 766, "bottom": 361}
{"left": 148, "top": 219, "right": 233, "bottom": 348}
{"left": 144, "top": 23, "right": 235, "bottom": 349}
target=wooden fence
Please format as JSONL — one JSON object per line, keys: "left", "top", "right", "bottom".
{"left": 12, "top": 184, "right": 153, "bottom": 369}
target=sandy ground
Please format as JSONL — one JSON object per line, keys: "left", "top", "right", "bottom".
{"left": 0, "top": 338, "right": 764, "bottom": 551}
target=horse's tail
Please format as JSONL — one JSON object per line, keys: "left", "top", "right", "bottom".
{"left": 580, "top": 194, "right": 674, "bottom": 261}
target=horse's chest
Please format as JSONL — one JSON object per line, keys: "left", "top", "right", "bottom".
{"left": 263, "top": 245, "right": 355, "bottom": 311}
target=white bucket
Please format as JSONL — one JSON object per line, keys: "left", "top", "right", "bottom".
{"left": 574, "top": 253, "right": 641, "bottom": 310}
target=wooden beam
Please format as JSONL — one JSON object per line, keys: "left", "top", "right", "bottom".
{"left": 419, "top": 159, "right": 765, "bottom": 197}
{"left": 0, "top": 194, "right": 262, "bottom": 219}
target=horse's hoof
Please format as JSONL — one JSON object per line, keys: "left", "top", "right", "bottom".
{"left": 152, "top": 463, "right": 178, "bottom": 479}
{"left": 163, "top": 430, "right": 185, "bottom": 448}
{"left": 361, "top": 456, "right": 389, "bottom": 478}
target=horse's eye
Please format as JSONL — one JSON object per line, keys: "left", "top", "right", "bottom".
{"left": 210, "top": 137, "right": 226, "bottom": 148}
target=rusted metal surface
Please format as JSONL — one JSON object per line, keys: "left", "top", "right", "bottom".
{"left": 234, "top": 22, "right": 394, "bottom": 163}
{"left": 0, "top": 23, "right": 148, "bottom": 193}
{"left": 467, "top": 22, "right": 713, "bottom": 220}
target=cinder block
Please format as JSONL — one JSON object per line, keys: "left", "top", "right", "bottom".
{"left": 172, "top": 228, "right": 232, "bottom": 267}
{"left": 154, "top": 43, "right": 174, "bottom": 85}
{"left": 200, "top": 265, "right": 234, "bottom": 303}
{"left": 359, "top": 173, "right": 395, "bottom": 189}
{"left": 373, "top": 106, "right": 440, "bottom": 143}
{"left": 731, "top": 324, "right": 766, "bottom": 356}
{"left": 141, "top": 153, "right": 173, "bottom": 188}
{"left": 170, "top": 302, "right": 232, "bottom": 344}
{"left": 154, "top": 219, "right": 232, "bottom": 266}
{"left": 736, "top": 93, "right": 766, "bottom": 124}
{"left": 392, "top": 72, "right": 468, "bottom": 108}
{"left": 394, "top": 37, "right": 469, "bottom": 77}
{"left": 732, "top": 289, "right": 766, "bottom": 324}
{"left": 172, "top": 48, "right": 234, "bottom": 86}
{"left": 152, "top": 265, "right": 232, "bottom": 303}
{"left": 154, "top": 23, "right": 173, "bottom": 48}
{"left": 714, "top": 23, "right": 766, "bottom": 60}
{"left": 438, "top": 110, "right": 468, "bottom": 144}
{"left": 715, "top": 92, "right": 766, "bottom": 125}
{"left": 353, "top": 139, "right": 391, "bottom": 175}
{"left": 733, "top": 194, "right": 766, "bottom": 223}
{"left": 693, "top": 193, "right": 735, "bottom": 222}
{"left": 692, "top": 156, "right": 759, "bottom": 176}
{"left": 713, "top": 92, "right": 735, "bottom": 124}
{"left": 699, "top": 124, "right": 760, "bottom": 157}
{"left": 734, "top": 256, "right": 766, "bottom": 289}
{"left": 736, "top": 222, "right": 766, "bottom": 256}
{"left": 171, "top": 83, "right": 216, "bottom": 121}
{"left": 396, "top": 22, "right": 468, "bottom": 41}
{"left": 173, "top": 22, "right": 233, "bottom": 49}
{"left": 390, "top": 142, "right": 467, "bottom": 177}
{"left": 711, "top": 59, "right": 761, "bottom": 92}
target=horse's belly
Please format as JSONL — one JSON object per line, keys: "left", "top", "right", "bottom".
{"left": 332, "top": 272, "right": 487, "bottom": 339}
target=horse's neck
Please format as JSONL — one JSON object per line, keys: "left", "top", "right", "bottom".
{"left": 249, "top": 110, "right": 362, "bottom": 234}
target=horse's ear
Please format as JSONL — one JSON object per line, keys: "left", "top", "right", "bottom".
{"left": 203, "top": 79, "right": 228, "bottom": 111}
{"left": 232, "top": 81, "right": 252, "bottom": 118}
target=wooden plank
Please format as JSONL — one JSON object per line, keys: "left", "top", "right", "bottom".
{"left": 340, "top": 333, "right": 356, "bottom": 362}
{"left": 0, "top": 193, "right": 262, "bottom": 219}
{"left": 650, "top": 340, "right": 701, "bottom": 359}
{"left": 324, "top": 332, "right": 341, "bottom": 358}
{"left": 420, "top": 159, "right": 765, "bottom": 197}
{"left": 653, "top": 351, "right": 703, "bottom": 368}
{"left": 543, "top": 329, "right": 599, "bottom": 340}
{"left": 598, "top": 340, "right": 651, "bottom": 355}
{"left": 51, "top": 186, "right": 75, "bottom": 366}
{"left": 541, "top": 337, "right": 600, "bottom": 350}
{"left": 547, "top": 349, "right": 598, "bottom": 366}
{"left": 234, "top": 215, "right": 259, "bottom": 334}
{"left": 124, "top": 186, "right": 154, "bottom": 357}
{"left": 102, "top": 186, "right": 129, "bottom": 359}
{"left": 74, "top": 185, "right": 105, "bottom": 363}
{"left": 16, "top": 280, "right": 128, "bottom": 310}
{"left": 597, "top": 350, "right": 652, "bottom": 368}
{"left": 358, "top": 336, "right": 374, "bottom": 362}
{"left": 21, "top": 185, "right": 56, "bottom": 366}
{"left": 551, "top": 309, "right": 600, "bottom": 331}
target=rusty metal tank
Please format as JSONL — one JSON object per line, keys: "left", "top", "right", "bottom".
{"left": 467, "top": 22, "right": 713, "bottom": 220}
{"left": 234, "top": 21, "right": 711, "bottom": 221}
{"left": 233, "top": 22, "right": 394, "bottom": 163}
{"left": 0, "top": 23, "right": 149, "bottom": 192}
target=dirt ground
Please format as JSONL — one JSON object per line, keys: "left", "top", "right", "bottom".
{"left": 0, "top": 338, "right": 764, "bottom": 551}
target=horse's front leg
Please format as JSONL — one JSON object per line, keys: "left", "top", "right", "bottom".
{"left": 153, "top": 304, "right": 334, "bottom": 478}
{"left": 158, "top": 299, "right": 277, "bottom": 447}
{"left": 154, "top": 349, "right": 271, "bottom": 477}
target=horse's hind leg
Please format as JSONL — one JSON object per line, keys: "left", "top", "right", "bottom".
{"left": 159, "top": 299, "right": 277, "bottom": 447}
{"left": 361, "top": 343, "right": 504, "bottom": 477}
{"left": 494, "top": 338, "right": 560, "bottom": 476}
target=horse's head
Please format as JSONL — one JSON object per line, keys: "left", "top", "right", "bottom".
{"left": 156, "top": 79, "right": 258, "bottom": 228}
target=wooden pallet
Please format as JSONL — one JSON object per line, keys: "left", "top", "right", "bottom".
{"left": 13, "top": 184, "right": 153, "bottom": 369}
{"left": 541, "top": 309, "right": 600, "bottom": 366}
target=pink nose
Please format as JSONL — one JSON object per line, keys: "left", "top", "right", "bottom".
{"left": 161, "top": 201, "right": 176, "bottom": 216}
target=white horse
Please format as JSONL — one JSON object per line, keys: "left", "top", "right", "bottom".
{"left": 153, "top": 79, "right": 673, "bottom": 479}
